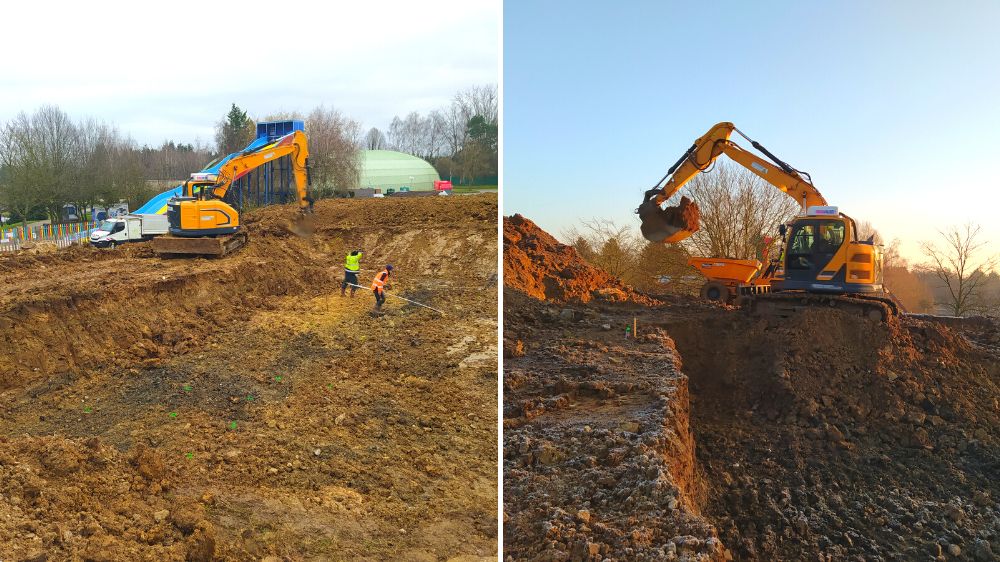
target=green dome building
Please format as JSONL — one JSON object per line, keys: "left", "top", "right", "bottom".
{"left": 358, "top": 150, "right": 440, "bottom": 193}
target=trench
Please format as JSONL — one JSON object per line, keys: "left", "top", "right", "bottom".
{"left": 662, "top": 310, "right": 1000, "bottom": 561}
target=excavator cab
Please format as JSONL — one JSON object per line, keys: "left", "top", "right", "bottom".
{"left": 773, "top": 209, "right": 882, "bottom": 294}
{"left": 166, "top": 175, "right": 241, "bottom": 237}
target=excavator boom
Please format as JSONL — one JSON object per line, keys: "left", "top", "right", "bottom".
{"left": 211, "top": 130, "right": 312, "bottom": 212}
{"left": 638, "top": 122, "right": 826, "bottom": 242}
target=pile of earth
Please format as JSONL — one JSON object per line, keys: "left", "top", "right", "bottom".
{"left": 0, "top": 436, "right": 216, "bottom": 561}
{"left": 503, "top": 214, "right": 655, "bottom": 305}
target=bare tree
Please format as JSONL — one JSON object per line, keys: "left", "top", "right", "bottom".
{"left": 676, "top": 161, "right": 799, "bottom": 260}
{"left": 365, "top": 127, "right": 387, "bottom": 150}
{"left": 562, "top": 219, "right": 645, "bottom": 282}
{"left": 454, "top": 84, "right": 498, "bottom": 125}
{"left": 304, "top": 105, "right": 362, "bottom": 193}
{"left": 0, "top": 106, "right": 85, "bottom": 224}
{"left": 919, "top": 223, "right": 998, "bottom": 316}
{"left": 562, "top": 219, "right": 698, "bottom": 293}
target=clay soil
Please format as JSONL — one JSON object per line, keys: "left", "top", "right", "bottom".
{"left": 0, "top": 195, "right": 499, "bottom": 561}
{"left": 503, "top": 215, "right": 1000, "bottom": 561}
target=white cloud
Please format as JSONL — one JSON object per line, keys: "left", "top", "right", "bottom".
{"left": 0, "top": 0, "right": 498, "bottom": 145}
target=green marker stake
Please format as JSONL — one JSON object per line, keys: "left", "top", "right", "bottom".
{"left": 169, "top": 412, "right": 178, "bottom": 419}
{"left": 229, "top": 421, "right": 238, "bottom": 430}
{"left": 246, "top": 394, "right": 255, "bottom": 402}
{"left": 183, "top": 385, "right": 192, "bottom": 392}
{"left": 274, "top": 376, "right": 283, "bottom": 382}
{"left": 83, "top": 406, "right": 93, "bottom": 414}
{"left": 185, "top": 452, "right": 194, "bottom": 459}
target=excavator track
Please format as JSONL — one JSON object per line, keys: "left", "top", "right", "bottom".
{"left": 743, "top": 291, "right": 898, "bottom": 322}
{"left": 151, "top": 231, "right": 248, "bottom": 257}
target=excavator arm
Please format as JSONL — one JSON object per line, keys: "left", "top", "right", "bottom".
{"left": 206, "top": 130, "right": 312, "bottom": 212}
{"left": 638, "top": 122, "right": 827, "bottom": 243}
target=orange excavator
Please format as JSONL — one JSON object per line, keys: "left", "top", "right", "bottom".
{"left": 638, "top": 122, "right": 898, "bottom": 320}
{"left": 152, "top": 130, "right": 312, "bottom": 257}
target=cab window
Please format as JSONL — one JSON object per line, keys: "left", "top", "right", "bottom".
{"left": 789, "top": 225, "right": 815, "bottom": 254}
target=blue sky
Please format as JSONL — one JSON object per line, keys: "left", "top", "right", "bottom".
{"left": 503, "top": 1, "right": 1000, "bottom": 263}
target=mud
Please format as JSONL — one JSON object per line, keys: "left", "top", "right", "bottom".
{"left": 662, "top": 196, "right": 700, "bottom": 234}
{"left": 666, "top": 309, "right": 1000, "bottom": 561}
{"left": 0, "top": 195, "right": 499, "bottom": 560}
{"left": 503, "top": 214, "right": 1000, "bottom": 561}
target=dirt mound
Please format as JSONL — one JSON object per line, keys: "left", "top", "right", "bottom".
{"left": 0, "top": 194, "right": 498, "bottom": 559}
{"left": 503, "top": 214, "right": 653, "bottom": 304}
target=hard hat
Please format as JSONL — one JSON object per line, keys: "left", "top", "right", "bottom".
{"left": 386, "top": 264, "right": 394, "bottom": 271}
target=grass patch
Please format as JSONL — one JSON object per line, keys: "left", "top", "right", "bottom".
{"left": 452, "top": 185, "right": 497, "bottom": 193}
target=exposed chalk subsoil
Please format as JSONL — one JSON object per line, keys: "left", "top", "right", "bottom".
{"left": 0, "top": 195, "right": 499, "bottom": 561}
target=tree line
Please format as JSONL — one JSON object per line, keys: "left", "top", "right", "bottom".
{"left": 0, "top": 106, "right": 148, "bottom": 224}
{"left": 0, "top": 85, "right": 491, "bottom": 226}
{"left": 566, "top": 161, "right": 999, "bottom": 317}
{"left": 365, "top": 84, "right": 498, "bottom": 184}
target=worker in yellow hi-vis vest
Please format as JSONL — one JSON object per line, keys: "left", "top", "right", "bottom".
{"left": 341, "top": 249, "right": 363, "bottom": 297}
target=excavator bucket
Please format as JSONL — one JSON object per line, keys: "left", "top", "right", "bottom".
{"left": 638, "top": 195, "right": 700, "bottom": 243}
{"left": 286, "top": 212, "right": 316, "bottom": 238}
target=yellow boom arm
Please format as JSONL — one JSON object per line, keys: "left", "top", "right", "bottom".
{"left": 639, "top": 122, "right": 827, "bottom": 242}
{"left": 192, "top": 130, "right": 312, "bottom": 211}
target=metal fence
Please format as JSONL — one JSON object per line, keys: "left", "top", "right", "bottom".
{"left": 0, "top": 221, "right": 98, "bottom": 253}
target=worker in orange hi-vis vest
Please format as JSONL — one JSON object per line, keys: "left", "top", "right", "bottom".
{"left": 371, "top": 264, "right": 394, "bottom": 313}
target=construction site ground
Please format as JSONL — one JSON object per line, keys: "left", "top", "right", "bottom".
{"left": 503, "top": 214, "right": 1000, "bottom": 561}
{"left": 0, "top": 195, "right": 499, "bottom": 561}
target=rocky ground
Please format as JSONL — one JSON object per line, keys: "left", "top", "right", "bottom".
{"left": 0, "top": 195, "right": 499, "bottom": 561}
{"left": 502, "top": 214, "right": 1000, "bottom": 561}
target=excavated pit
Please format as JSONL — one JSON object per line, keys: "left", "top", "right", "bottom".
{"left": 503, "top": 291, "right": 727, "bottom": 561}
{"left": 0, "top": 195, "right": 499, "bottom": 561}
{"left": 663, "top": 309, "right": 1000, "bottom": 561}
{"left": 503, "top": 213, "right": 1000, "bottom": 561}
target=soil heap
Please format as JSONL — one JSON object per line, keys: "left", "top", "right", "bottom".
{"left": 503, "top": 214, "right": 652, "bottom": 305}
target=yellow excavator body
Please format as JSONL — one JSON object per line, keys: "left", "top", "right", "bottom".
{"left": 642, "top": 122, "right": 893, "bottom": 318}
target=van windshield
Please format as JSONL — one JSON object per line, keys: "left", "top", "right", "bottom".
{"left": 99, "top": 220, "right": 117, "bottom": 232}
